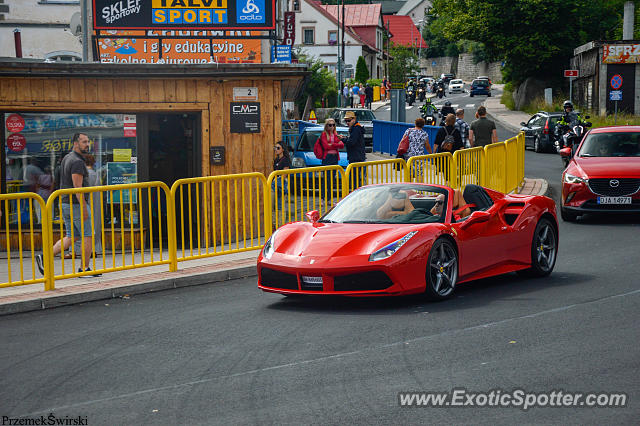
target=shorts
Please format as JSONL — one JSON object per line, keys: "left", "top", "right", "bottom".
{"left": 61, "top": 203, "right": 93, "bottom": 238}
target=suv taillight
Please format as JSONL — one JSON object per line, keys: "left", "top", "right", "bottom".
{"left": 543, "top": 119, "right": 549, "bottom": 135}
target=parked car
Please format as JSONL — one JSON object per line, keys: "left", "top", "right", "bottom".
{"left": 329, "top": 108, "right": 375, "bottom": 152}
{"left": 560, "top": 126, "right": 640, "bottom": 221}
{"left": 469, "top": 79, "right": 491, "bottom": 97}
{"left": 290, "top": 126, "right": 350, "bottom": 169}
{"left": 439, "top": 73, "right": 455, "bottom": 84}
{"left": 519, "top": 111, "right": 563, "bottom": 153}
{"left": 448, "top": 79, "right": 464, "bottom": 94}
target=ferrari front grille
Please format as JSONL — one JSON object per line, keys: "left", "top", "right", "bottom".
{"left": 588, "top": 178, "right": 640, "bottom": 197}
{"left": 333, "top": 271, "right": 394, "bottom": 291}
{"left": 260, "top": 267, "right": 299, "bottom": 290}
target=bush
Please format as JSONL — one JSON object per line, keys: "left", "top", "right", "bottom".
{"left": 366, "top": 79, "right": 382, "bottom": 87}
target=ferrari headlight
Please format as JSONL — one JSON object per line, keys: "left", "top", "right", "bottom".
{"left": 263, "top": 230, "right": 279, "bottom": 259}
{"left": 369, "top": 231, "right": 417, "bottom": 262}
{"left": 564, "top": 173, "right": 586, "bottom": 184}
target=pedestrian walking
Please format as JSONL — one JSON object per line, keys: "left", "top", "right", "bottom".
{"left": 365, "top": 84, "right": 373, "bottom": 109}
{"left": 359, "top": 84, "right": 365, "bottom": 108}
{"left": 402, "top": 117, "right": 432, "bottom": 159}
{"left": 469, "top": 106, "right": 498, "bottom": 147}
{"left": 338, "top": 111, "right": 366, "bottom": 189}
{"left": 35, "top": 133, "right": 101, "bottom": 277}
{"left": 351, "top": 84, "right": 359, "bottom": 108}
{"left": 382, "top": 76, "right": 388, "bottom": 100}
{"left": 272, "top": 140, "right": 291, "bottom": 223}
{"left": 454, "top": 109, "right": 471, "bottom": 149}
{"left": 342, "top": 84, "right": 350, "bottom": 107}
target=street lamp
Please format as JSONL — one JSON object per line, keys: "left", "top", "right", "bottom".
{"left": 416, "top": 19, "right": 425, "bottom": 74}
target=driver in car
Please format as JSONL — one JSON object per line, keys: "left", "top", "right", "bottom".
{"left": 377, "top": 190, "right": 415, "bottom": 219}
{"left": 430, "top": 190, "right": 472, "bottom": 220}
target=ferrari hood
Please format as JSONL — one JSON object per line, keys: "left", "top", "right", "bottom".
{"left": 574, "top": 157, "right": 640, "bottom": 178}
{"left": 272, "top": 223, "right": 421, "bottom": 257}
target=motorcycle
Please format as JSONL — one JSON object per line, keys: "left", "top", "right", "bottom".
{"left": 406, "top": 89, "right": 415, "bottom": 106}
{"left": 418, "top": 87, "right": 426, "bottom": 102}
{"left": 556, "top": 120, "right": 591, "bottom": 168}
{"left": 421, "top": 105, "right": 438, "bottom": 126}
{"left": 437, "top": 86, "right": 444, "bottom": 99}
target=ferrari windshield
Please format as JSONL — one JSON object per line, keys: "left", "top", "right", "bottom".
{"left": 579, "top": 132, "right": 640, "bottom": 157}
{"left": 320, "top": 184, "right": 449, "bottom": 224}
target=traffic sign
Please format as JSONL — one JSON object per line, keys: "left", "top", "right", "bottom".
{"left": 308, "top": 110, "right": 317, "bottom": 124}
{"left": 610, "top": 90, "right": 622, "bottom": 101}
{"left": 564, "top": 69, "right": 579, "bottom": 77}
{"left": 610, "top": 74, "right": 623, "bottom": 90}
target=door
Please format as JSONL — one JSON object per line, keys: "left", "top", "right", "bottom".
{"left": 606, "top": 64, "right": 635, "bottom": 114}
{"left": 523, "top": 115, "right": 539, "bottom": 148}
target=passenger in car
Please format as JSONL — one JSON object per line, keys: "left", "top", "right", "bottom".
{"left": 377, "top": 190, "right": 415, "bottom": 219}
{"left": 430, "top": 190, "right": 472, "bottom": 220}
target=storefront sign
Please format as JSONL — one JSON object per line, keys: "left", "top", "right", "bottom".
{"left": 124, "top": 114, "right": 137, "bottom": 137}
{"left": 107, "top": 162, "right": 138, "bottom": 203}
{"left": 283, "top": 11, "right": 295, "bottom": 46}
{"left": 210, "top": 146, "right": 225, "bottom": 165}
{"left": 93, "top": 0, "right": 276, "bottom": 30}
{"left": 97, "top": 30, "right": 262, "bottom": 63}
{"left": 603, "top": 44, "right": 640, "bottom": 64}
{"left": 113, "top": 148, "right": 132, "bottom": 162}
{"left": 7, "top": 134, "right": 26, "bottom": 152}
{"left": 6, "top": 114, "right": 25, "bottom": 133}
{"left": 233, "top": 87, "right": 258, "bottom": 101}
{"left": 270, "top": 45, "right": 291, "bottom": 63}
{"left": 230, "top": 102, "right": 260, "bottom": 133}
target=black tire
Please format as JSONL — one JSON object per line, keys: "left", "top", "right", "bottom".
{"left": 560, "top": 207, "right": 578, "bottom": 222}
{"left": 488, "top": 93, "right": 492, "bottom": 97}
{"left": 425, "top": 238, "right": 458, "bottom": 301}
{"left": 533, "top": 137, "right": 541, "bottom": 153}
{"left": 518, "top": 218, "right": 558, "bottom": 277}
{"left": 470, "top": 93, "right": 474, "bottom": 97}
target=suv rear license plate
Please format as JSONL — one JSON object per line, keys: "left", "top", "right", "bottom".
{"left": 597, "top": 197, "right": 631, "bottom": 204}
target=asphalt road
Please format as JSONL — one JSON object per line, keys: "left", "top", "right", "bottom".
{"left": 2, "top": 97, "right": 640, "bottom": 424}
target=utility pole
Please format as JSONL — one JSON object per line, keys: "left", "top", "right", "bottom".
{"left": 337, "top": 0, "right": 342, "bottom": 107}
{"left": 81, "top": 0, "right": 90, "bottom": 61}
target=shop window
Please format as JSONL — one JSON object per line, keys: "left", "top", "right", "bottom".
{"left": 3, "top": 113, "right": 137, "bottom": 226}
{"left": 303, "top": 28, "right": 315, "bottom": 45}
{"left": 44, "top": 51, "right": 82, "bottom": 62}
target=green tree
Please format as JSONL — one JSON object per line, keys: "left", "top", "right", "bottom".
{"left": 355, "top": 56, "right": 370, "bottom": 84}
{"left": 388, "top": 44, "right": 419, "bottom": 84}
{"left": 429, "top": 0, "right": 630, "bottom": 84}
{"left": 295, "top": 51, "right": 338, "bottom": 112}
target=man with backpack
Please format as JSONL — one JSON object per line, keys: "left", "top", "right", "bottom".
{"left": 434, "top": 114, "right": 463, "bottom": 154}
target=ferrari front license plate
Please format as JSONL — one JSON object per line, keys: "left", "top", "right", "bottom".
{"left": 597, "top": 197, "right": 631, "bottom": 204}
{"left": 301, "top": 276, "right": 323, "bottom": 285}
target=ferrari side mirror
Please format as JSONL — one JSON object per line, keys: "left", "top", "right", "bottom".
{"left": 459, "top": 210, "right": 490, "bottom": 230}
{"left": 306, "top": 210, "right": 320, "bottom": 223}
{"left": 559, "top": 147, "right": 572, "bottom": 158}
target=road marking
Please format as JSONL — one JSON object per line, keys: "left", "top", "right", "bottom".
{"left": 466, "top": 104, "right": 475, "bottom": 108}
{"left": 16, "top": 287, "right": 640, "bottom": 416}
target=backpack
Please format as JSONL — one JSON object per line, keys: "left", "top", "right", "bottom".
{"left": 313, "top": 137, "right": 325, "bottom": 159}
{"left": 441, "top": 127, "right": 455, "bottom": 151}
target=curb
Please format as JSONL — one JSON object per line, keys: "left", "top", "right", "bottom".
{"left": 0, "top": 264, "right": 258, "bottom": 316}
{"left": 485, "top": 110, "right": 522, "bottom": 134}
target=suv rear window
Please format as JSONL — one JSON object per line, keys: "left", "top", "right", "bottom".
{"left": 472, "top": 80, "right": 489, "bottom": 87}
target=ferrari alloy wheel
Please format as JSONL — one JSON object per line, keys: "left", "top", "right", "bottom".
{"left": 521, "top": 218, "right": 557, "bottom": 277}
{"left": 426, "top": 239, "right": 458, "bottom": 300}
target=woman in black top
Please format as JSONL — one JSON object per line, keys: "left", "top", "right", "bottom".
{"left": 434, "top": 114, "right": 463, "bottom": 154}
{"left": 272, "top": 141, "right": 291, "bottom": 211}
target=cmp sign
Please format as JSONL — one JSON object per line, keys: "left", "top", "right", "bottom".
{"left": 93, "top": 0, "right": 275, "bottom": 30}
{"left": 230, "top": 102, "right": 260, "bottom": 133}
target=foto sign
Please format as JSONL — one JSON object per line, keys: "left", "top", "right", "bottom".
{"left": 564, "top": 70, "right": 578, "bottom": 78}
{"left": 93, "top": 0, "right": 276, "bottom": 30}
{"left": 283, "top": 11, "right": 295, "bottom": 45}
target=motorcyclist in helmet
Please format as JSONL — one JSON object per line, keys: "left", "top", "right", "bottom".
{"left": 439, "top": 100, "right": 456, "bottom": 125}
{"left": 420, "top": 96, "right": 439, "bottom": 121}
{"left": 555, "top": 100, "right": 591, "bottom": 148}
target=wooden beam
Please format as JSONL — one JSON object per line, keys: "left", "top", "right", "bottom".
{"left": 1, "top": 102, "right": 209, "bottom": 111}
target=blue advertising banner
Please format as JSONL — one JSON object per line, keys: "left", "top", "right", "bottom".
{"left": 107, "top": 162, "right": 138, "bottom": 203}
{"left": 270, "top": 45, "right": 291, "bottom": 63}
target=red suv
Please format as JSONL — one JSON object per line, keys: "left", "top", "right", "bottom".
{"left": 561, "top": 126, "right": 640, "bottom": 221}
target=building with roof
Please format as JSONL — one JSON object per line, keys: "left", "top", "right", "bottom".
{"left": 292, "top": 0, "right": 386, "bottom": 79}
{"left": 397, "top": 0, "right": 432, "bottom": 24}
{"left": 372, "top": 0, "right": 407, "bottom": 16}
{"left": 383, "top": 15, "right": 426, "bottom": 49}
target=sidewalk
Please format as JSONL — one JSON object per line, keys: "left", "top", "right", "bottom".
{"left": 0, "top": 96, "right": 546, "bottom": 317}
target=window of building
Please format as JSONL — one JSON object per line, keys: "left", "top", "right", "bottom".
{"left": 303, "top": 28, "right": 315, "bottom": 45}
{"left": 328, "top": 31, "right": 337, "bottom": 45}
{"left": 293, "top": 0, "right": 300, "bottom": 12}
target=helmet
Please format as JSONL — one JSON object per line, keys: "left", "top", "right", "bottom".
{"left": 563, "top": 100, "right": 573, "bottom": 110}
{"left": 445, "top": 101, "right": 452, "bottom": 106}
{"left": 425, "top": 97, "right": 432, "bottom": 103}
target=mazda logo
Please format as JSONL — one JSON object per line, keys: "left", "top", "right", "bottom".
{"left": 609, "top": 179, "right": 620, "bottom": 188}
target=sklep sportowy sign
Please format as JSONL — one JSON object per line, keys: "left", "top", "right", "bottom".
{"left": 93, "top": 0, "right": 275, "bottom": 30}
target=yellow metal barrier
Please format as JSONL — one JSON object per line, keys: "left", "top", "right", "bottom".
{"left": 45, "top": 181, "right": 176, "bottom": 283}
{"left": 171, "top": 173, "right": 269, "bottom": 262}
{"left": 267, "top": 166, "right": 346, "bottom": 229}
{"left": 452, "top": 147, "right": 485, "bottom": 190}
{"left": 504, "top": 136, "right": 520, "bottom": 193}
{"left": 517, "top": 132, "right": 526, "bottom": 188}
{"left": 406, "top": 153, "right": 453, "bottom": 186}
{"left": 345, "top": 158, "right": 406, "bottom": 191}
{"left": 1, "top": 193, "right": 51, "bottom": 290}
{"left": 484, "top": 142, "right": 508, "bottom": 193}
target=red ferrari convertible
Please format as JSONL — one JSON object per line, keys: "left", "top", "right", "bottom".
{"left": 561, "top": 126, "right": 640, "bottom": 221}
{"left": 258, "top": 183, "right": 558, "bottom": 300}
